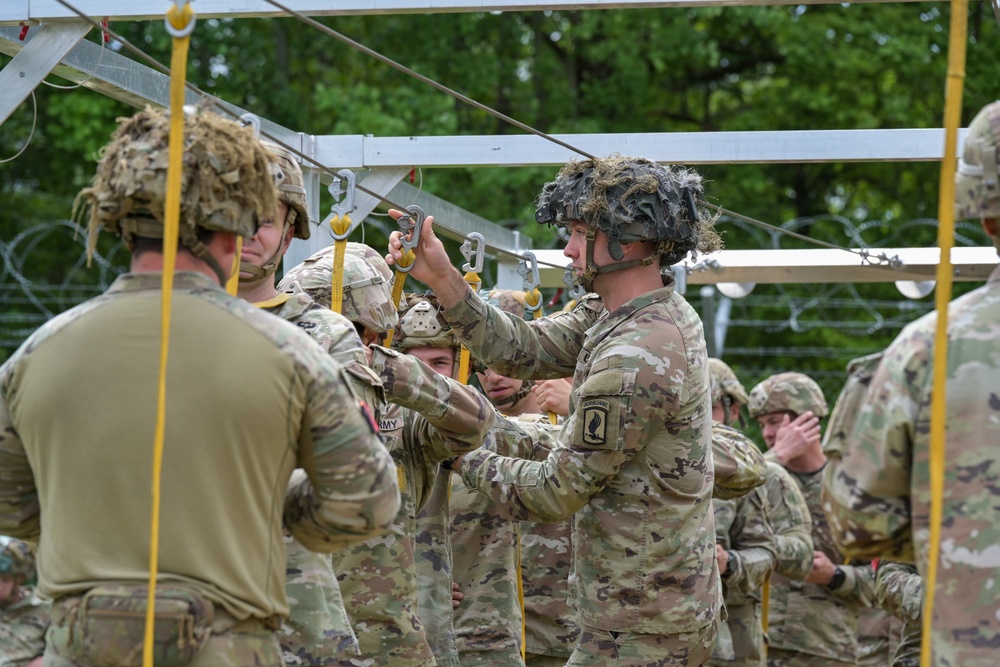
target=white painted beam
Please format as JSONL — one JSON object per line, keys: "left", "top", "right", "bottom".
{"left": 531, "top": 247, "right": 1000, "bottom": 287}
{"left": 7, "top": 0, "right": 927, "bottom": 25}
{"left": 0, "top": 22, "right": 89, "bottom": 124}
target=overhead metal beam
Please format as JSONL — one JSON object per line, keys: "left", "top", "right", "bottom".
{"left": 5, "top": 0, "right": 926, "bottom": 25}
{"left": 0, "top": 28, "right": 969, "bottom": 167}
{"left": 0, "top": 22, "right": 89, "bottom": 124}
{"left": 359, "top": 129, "right": 967, "bottom": 167}
{"left": 531, "top": 247, "right": 1000, "bottom": 287}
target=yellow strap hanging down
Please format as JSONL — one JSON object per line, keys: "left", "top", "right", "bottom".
{"left": 145, "top": 4, "right": 194, "bottom": 667}
{"left": 922, "top": 1, "right": 966, "bottom": 664}
{"left": 225, "top": 236, "right": 242, "bottom": 295}
{"left": 382, "top": 248, "right": 414, "bottom": 348}
{"left": 329, "top": 214, "right": 352, "bottom": 314}
{"left": 456, "top": 271, "right": 481, "bottom": 385}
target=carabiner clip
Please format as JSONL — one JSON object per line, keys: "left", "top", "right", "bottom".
{"left": 324, "top": 170, "right": 357, "bottom": 241}
{"left": 518, "top": 252, "right": 543, "bottom": 314}
{"left": 239, "top": 113, "right": 261, "bottom": 139}
{"left": 395, "top": 205, "right": 425, "bottom": 273}
{"left": 460, "top": 232, "right": 485, "bottom": 274}
{"left": 563, "top": 262, "right": 586, "bottom": 301}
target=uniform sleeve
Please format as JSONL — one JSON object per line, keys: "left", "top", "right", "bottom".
{"left": 766, "top": 463, "right": 815, "bottom": 581}
{"left": 372, "top": 346, "right": 495, "bottom": 462}
{"left": 723, "top": 487, "right": 776, "bottom": 600}
{"left": 711, "top": 422, "right": 766, "bottom": 500}
{"left": 457, "top": 347, "right": 658, "bottom": 523}
{"left": 875, "top": 560, "right": 923, "bottom": 623}
{"left": 284, "top": 352, "right": 401, "bottom": 552}
{"left": 0, "top": 360, "right": 41, "bottom": 541}
{"left": 830, "top": 561, "right": 876, "bottom": 607}
{"left": 443, "top": 290, "right": 603, "bottom": 379}
{"left": 822, "top": 324, "right": 927, "bottom": 561}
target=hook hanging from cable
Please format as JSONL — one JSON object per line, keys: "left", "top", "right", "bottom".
{"left": 382, "top": 205, "right": 424, "bottom": 348}
{"left": 456, "top": 232, "right": 485, "bottom": 385}
{"left": 324, "top": 169, "right": 358, "bottom": 315}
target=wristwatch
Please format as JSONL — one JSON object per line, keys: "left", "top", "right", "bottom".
{"left": 440, "top": 458, "right": 458, "bottom": 471}
{"left": 826, "top": 565, "right": 846, "bottom": 590}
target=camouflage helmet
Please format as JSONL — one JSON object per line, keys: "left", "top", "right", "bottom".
{"left": 76, "top": 106, "right": 276, "bottom": 281}
{"left": 535, "top": 156, "right": 722, "bottom": 289}
{"left": 278, "top": 242, "right": 398, "bottom": 333}
{"left": 0, "top": 538, "right": 35, "bottom": 581}
{"left": 393, "top": 293, "right": 460, "bottom": 351}
{"left": 748, "top": 372, "right": 829, "bottom": 419}
{"left": 955, "top": 101, "right": 1000, "bottom": 220}
{"left": 261, "top": 140, "right": 310, "bottom": 240}
{"left": 709, "top": 358, "right": 750, "bottom": 407}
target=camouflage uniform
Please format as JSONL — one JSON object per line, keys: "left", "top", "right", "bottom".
{"left": 447, "top": 286, "right": 721, "bottom": 655}
{"left": 874, "top": 561, "right": 921, "bottom": 667}
{"left": 281, "top": 255, "right": 497, "bottom": 667}
{"left": 0, "top": 108, "right": 399, "bottom": 667}
{"left": 710, "top": 426, "right": 773, "bottom": 667}
{"left": 0, "top": 539, "right": 49, "bottom": 667}
{"left": 823, "top": 100, "right": 1000, "bottom": 667}
{"left": 748, "top": 374, "right": 872, "bottom": 667}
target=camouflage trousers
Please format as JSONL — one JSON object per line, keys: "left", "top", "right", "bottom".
{"left": 567, "top": 624, "right": 715, "bottom": 667}
{"left": 765, "top": 648, "right": 853, "bottom": 667}
{"left": 526, "top": 652, "right": 568, "bottom": 667}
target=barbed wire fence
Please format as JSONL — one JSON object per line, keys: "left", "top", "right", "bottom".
{"left": 1, "top": 215, "right": 990, "bottom": 392}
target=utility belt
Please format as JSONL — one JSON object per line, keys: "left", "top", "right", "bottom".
{"left": 50, "top": 583, "right": 279, "bottom": 667}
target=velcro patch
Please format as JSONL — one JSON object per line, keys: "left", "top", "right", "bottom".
{"left": 359, "top": 401, "right": 379, "bottom": 434}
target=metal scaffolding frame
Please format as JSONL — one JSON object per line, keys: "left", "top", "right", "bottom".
{"left": 1, "top": 1, "right": 994, "bottom": 286}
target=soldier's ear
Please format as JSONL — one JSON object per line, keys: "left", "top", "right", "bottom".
{"left": 981, "top": 217, "right": 999, "bottom": 239}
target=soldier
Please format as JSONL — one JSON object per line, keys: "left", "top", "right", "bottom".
{"left": 237, "top": 142, "right": 378, "bottom": 666}
{"left": 471, "top": 289, "right": 573, "bottom": 667}
{"left": 0, "top": 538, "right": 48, "bottom": 667}
{"left": 0, "top": 107, "right": 399, "bottom": 667}
{"left": 707, "top": 359, "right": 775, "bottom": 667}
{"left": 820, "top": 352, "right": 899, "bottom": 667}
{"left": 822, "top": 99, "right": 1000, "bottom": 666}
{"left": 281, "top": 254, "right": 496, "bottom": 667}
{"left": 388, "top": 156, "right": 725, "bottom": 665}
{"left": 748, "top": 373, "right": 872, "bottom": 667}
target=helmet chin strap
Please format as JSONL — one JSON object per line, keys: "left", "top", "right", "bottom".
{"left": 580, "top": 225, "right": 659, "bottom": 292}
{"left": 238, "top": 218, "right": 291, "bottom": 283}
{"left": 492, "top": 379, "right": 534, "bottom": 411}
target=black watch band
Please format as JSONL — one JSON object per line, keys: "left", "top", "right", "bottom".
{"left": 826, "top": 565, "right": 846, "bottom": 590}
{"left": 441, "top": 458, "right": 458, "bottom": 471}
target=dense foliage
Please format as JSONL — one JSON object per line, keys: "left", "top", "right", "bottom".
{"left": 2, "top": 3, "right": 998, "bottom": 402}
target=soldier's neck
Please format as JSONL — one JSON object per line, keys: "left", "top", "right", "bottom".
{"left": 238, "top": 279, "right": 280, "bottom": 304}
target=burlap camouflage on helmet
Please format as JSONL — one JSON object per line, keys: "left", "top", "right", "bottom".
{"left": 955, "top": 100, "right": 1000, "bottom": 220}
{"left": 392, "top": 293, "right": 460, "bottom": 350}
{"left": 261, "top": 140, "right": 310, "bottom": 240}
{"left": 76, "top": 106, "right": 276, "bottom": 249}
{"left": 534, "top": 156, "right": 722, "bottom": 281}
{"left": 709, "top": 358, "right": 750, "bottom": 407}
{"left": 0, "top": 538, "right": 35, "bottom": 580}
{"left": 279, "top": 242, "right": 398, "bottom": 333}
{"left": 748, "top": 372, "right": 829, "bottom": 419}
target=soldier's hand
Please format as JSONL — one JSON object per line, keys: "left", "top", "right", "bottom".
{"left": 386, "top": 210, "right": 468, "bottom": 308}
{"left": 533, "top": 378, "right": 572, "bottom": 417}
{"left": 716, "top": 543, "right": 730, "bottom": 574}
{"left": 805, "top": 550, "right": 838, "bottom": 585}
{"left": 770, "top": 411, "right": 821, "bottom": 465}
{"left": 451, "top": 582, "right": 464, "bottom": 609}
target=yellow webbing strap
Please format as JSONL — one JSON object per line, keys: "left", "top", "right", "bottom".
{"left": 145, "top": 4, "right": 194, "bottom": 667}
{"left": 382, "top": 250, "right": 414, "bottom": 349}
{"left": 923, "top": 2, "right": 966, "bottom": 663}
{"left": 225, "top": 236, "right": 242, "bottom": 295}
{"left": 456, "top": 271, "right": 481, "bottom": 385}
{"left": 329, "top": 214, "right": 352, "bottom": 314}
{"left": 252, "top": 293, "right": 291, "bottom": 309}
